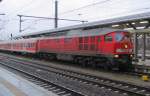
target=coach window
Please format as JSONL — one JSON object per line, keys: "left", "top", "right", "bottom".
{"left": 27, "top": 43, "right": 29, "bottom": 48}
{"left": 31, "top": 43, "right": 33, "bottom": 47}
{"left": 105, "top": 35, "right": 112, "bottom": 42}
{"left": 30, "top": 43, "right": 32, "bottom": 48}
{"left": 28, "top": 43, "right": 30, "bottom": 48}
{"left": 30, "top": 43, "right": 33, "bottom": 48}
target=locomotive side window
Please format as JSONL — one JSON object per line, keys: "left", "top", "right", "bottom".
{"left": 97, "top": 37, "right": 101, "bottom": 42}
{"left": 90, "top": 44, "right": 95, "bottom": 50}
{"left": 84, "top": 44, "right": 88, "bottom": 50}
{"left": 79, "top": 37, "right": 83, "bottom": 43}
{"left": 54, "top": 39, "right": 59, "bottom": 42}
{"left": 91, "top": 37, "right": 95, "bottom": 42}
{"left": 79, "top": 45, "right": 83, "bottom": 50}
{"left": 105, "top": 35, "right": 112, "bottom": 42}
{"left": 84, "top": 37, "right": 88, "bottom": 43}
{"left": 64, "top": 38, "right": 72, "bottom": 43}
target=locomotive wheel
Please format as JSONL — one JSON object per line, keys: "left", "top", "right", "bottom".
{"left": 81, "top": 59, "right": 86, "bottom": 67}
{"left": 88, "top": 57, "right": 96, "bottom": 68}
{"left": 49, "top": 54, "right": 57, "bottom": 60}
{"left": 77, "top": 57, "right": 83, "bottom": 65}
{"left": 91, "top": 62, "right": 96, "bottom": 68}
{"left": 104, "top": 61, "right": 112, "bottom": 70}
{"left": 74, "top": 57, "right": 80, "bottom": 64}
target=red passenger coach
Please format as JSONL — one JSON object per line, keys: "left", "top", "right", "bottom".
{"left": 0, "top": 39, "right": 38, "bottom": 53}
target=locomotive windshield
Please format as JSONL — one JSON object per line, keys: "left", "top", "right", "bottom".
{"left": 115, "top": 32, "right": 130, "bottom": 42}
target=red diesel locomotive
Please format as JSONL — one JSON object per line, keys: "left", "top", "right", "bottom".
{"left": 0, "top": 28, "right": 133, "bottom": 70}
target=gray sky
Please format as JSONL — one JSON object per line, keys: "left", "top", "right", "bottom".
{"left": 0, "top": 0, "right": 150, "bottom": 40}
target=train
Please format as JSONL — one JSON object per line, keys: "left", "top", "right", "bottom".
{"left": 0, "top": 28, "right": 133, "bottom": 71}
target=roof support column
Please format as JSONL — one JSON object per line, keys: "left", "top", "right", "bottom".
{"left": 133, "top": 32, "right": 138, "bottom": 61}
{"left": 141, "top": 33, "right": 146, "bottom": 61}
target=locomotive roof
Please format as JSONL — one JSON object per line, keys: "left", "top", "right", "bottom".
{"left": 36, "top": 28, "right": 127, "bottom": 40}
{"left": 16, "top": 28, "right": 126, "bottom": 39}
{"left": 60, "top": 28, "right": 126, "bottom": 37}
{"left": 0, "top": 28, "right": 128, "bottom": 43}
{"left": 19, "top": 28, "right": 127, "bottom": 40}
{"left": 14, "top": 11, "right": 150, "bottom": 39}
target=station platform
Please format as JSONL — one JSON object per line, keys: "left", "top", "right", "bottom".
{"left": 0, "top": 67, "right": 58, "bottom": 96}
{"left": 138, "top": 59, "right": 150, "bottom": 66}
{"left": 137, "top": 59, "right": 150, "bottom": 66}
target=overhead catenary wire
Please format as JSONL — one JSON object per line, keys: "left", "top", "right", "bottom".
{"left": 59, "top": 0, "right": 150, "bottom": 18}
{"left": 87, "top": 7, "right": 150, "bottom": 21}
{"left": 59, "top": 0, "right": 111, "bottom": 15}
{"left": 17, "top": 14, "right": 88, "bottom": 32}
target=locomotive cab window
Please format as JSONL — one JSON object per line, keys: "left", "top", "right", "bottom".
{"left": 104, "top": 35, "right": 112, "bottom": 42}
{"left": 115, "top": 32, "right": 131, "bottom": 42}
{"left": 115, "top": 33, "right": 123, "bottom": 41}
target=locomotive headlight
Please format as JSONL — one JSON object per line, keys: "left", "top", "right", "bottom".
{"left": 124, "top": 44, "right": 128, "bottom": 48}
{"left": 114, "top": 55, "right": 119, "bottom": 58}
{"left": 130, "top": 54, "right": 133, "bottom": 58}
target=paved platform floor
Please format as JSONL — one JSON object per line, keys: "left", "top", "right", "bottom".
{"left": 137, "top": 54, "right": 150, "bottom": 66}
{"left": 137, "top": 59, "right": 150, "bottom": 66}
{"left": 0, "top": 67, "right": 58, "bottom": 96}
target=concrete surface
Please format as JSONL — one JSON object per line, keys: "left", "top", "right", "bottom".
{"left": 137, "top": 59, "right": 150, "bottom": 66}
{"left": 0, "top": 67, "right": 58, "bottom": 96}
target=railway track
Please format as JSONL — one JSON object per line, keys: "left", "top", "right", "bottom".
{"left": 0, "top": 60, "right": 84, "bottom": 96}
{"left": 0, "top": 54, "right": 150, "bottom": 96}
{"left": 2, "top": 52, "right": 150, "bottom": 76}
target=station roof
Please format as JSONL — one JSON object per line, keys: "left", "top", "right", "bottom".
{"left": 14, "top": 11, "right": 150, "bottom": 39}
